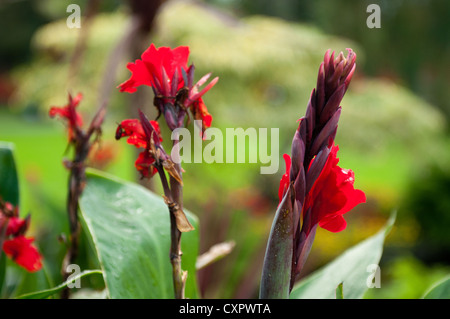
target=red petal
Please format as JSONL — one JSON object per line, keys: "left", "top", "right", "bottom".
{"left": 116, "top": 119, "right": 147, "bottom": 148}
{"left": 318, "top": 214, "right": 347, "bottom": 233}
{"left": 278, "top": 154, "right": 292, "bottom": 203}
{"left": 306, "top": 144, "right": 365, "bottom": 233}
{"left": 135, "top": 151, "right": 157, "bottom": 178}
{"left": 118, "top": 60, "right": 153, "bottom": 93}
{"left": 3, "top": 236, "right": 42, "bottom": 272}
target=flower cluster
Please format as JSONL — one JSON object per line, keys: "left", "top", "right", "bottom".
{"left": 116, "top": 44, "right": 218, "bottom": 181}
{"left": 262, "top": 49, "right": 366, "bottom": 296}
{"left": 0, "top": 200, "right": 42, "bottom": 272}
{"left": 118, "top": 43, "right": 218, "bottom": 132}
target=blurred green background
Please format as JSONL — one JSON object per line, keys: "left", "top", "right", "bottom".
{"left": 0, "top": 0, "right": 449, "bottom": 298}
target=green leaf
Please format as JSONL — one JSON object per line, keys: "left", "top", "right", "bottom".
{"left": 259, "top": 188, "right": 294, "bottom": 299}
{"left": 15, "top": 269, "right": 102, "bottom": 299}
{"left": 423, "top": 275, "right": 450, "bottom": 299}
{"left": 79, "top": 169, "right": 200, "bottom": 299}
{"left": 0, "top": 142, "right": 19, "bottom": 206}
{"left": 0, "top": 252, "right": 5, "bottom": 297}
{"left": 335, "top": 282, "right": 344, "bottom": 299}
{"left": 0, "top": 142, "right": 19, "bottom": 295}
{"left": 290, "top": 213, "right": 396, "bottom": 299}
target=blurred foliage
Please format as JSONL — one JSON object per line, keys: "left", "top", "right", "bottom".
{"left": 0, "top": 0, "right": 449, "bottom": 298}
{"left": 0, "top": 0, "right": 121, "bottom": 71}
{"left": 402, "top": 163, "right": 450, "bottom": 263}
{"left": 0, "top": 0, "right": 48, "bottom": 70}
{"left": 206, "top": 0, "right": 450, "bottom": 121}
{"left": 364, "top": 254, "right": 450, "bottom": 299}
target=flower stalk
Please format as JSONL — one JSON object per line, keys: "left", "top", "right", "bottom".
{"left": 49, "top": 93, "right": 105, "bottom": 298}
{"left": 116, "top": 43, "right": 217, "bottom": 299}
{"left": 260, "top": 49, "right": 366, "bottom": 298}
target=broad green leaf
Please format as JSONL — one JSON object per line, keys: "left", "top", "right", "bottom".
{"left": 15, "top": 269, "right": 102, "bottom": 299}
{"left": 79, "top": 169, "right": 199, "bottom": 299}
{"left": 290, "top": 213, "right": 395, "bottom": 299}
{"left": 0, "top": 142, "right": 19, "bottom": 206}
{"left": 423, "top": 275, "right": 450, "bottom": 299}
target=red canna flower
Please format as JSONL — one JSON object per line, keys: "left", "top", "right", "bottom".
{"left": 115, "top": 112, "right": 166, "bottom": 179}
{"left": 118, "top": 43, "right": 218, "bottom": 132}
{"left": 118, "top": 44, "right": 189, "bottom": 95}
{"left": 304, "top": 144, "right": 366, "bottom": 233}
{"left": 0, "top": 201, "right": 42, "bottom": 273}
{"left": 115, "top": 119, "right": 148, "bottom": 149}
{"left": 261, "top": 49, "right": 364, "bottom": 298}
{"left": 49, "top": 93, "right": 84, "bottom": 141}
{"left": 3, "top": 236, "right": 42, "bottom": 272}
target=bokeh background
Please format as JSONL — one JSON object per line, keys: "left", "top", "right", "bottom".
{"left": 0, "top": 0, "right": 449, "bottom": 298}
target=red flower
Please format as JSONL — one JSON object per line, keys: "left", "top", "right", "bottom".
{"left": 278, "top": 154, "right": 291, "bottom": 203}
{"left": 1, "top": 201, "right": 42, "bottom": 273}
{"left": 49, "top": 93, "right": 83, "bottom": 140}
{"left": 118, "top": 43, "right": 218, "bottom": 131}
{"left": 115, "top": 113, "right": 164, "bottom": 179}
{"left": 116, "top": 119, "right": 162, "bottom": 147}
{"left": 304, "top": 144, "right": 366, "bottom": 233}
{"left": 3, "top": 236, "right": 42, "bottom": 272}
{"left": 118, "top": 44, "right": 189, "bottom": 96}
{"left": 116, "top": 119, "right": 147, "bottom": 148}
{"left": 135, "top": 150, "right": 158, "bottom": 178}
